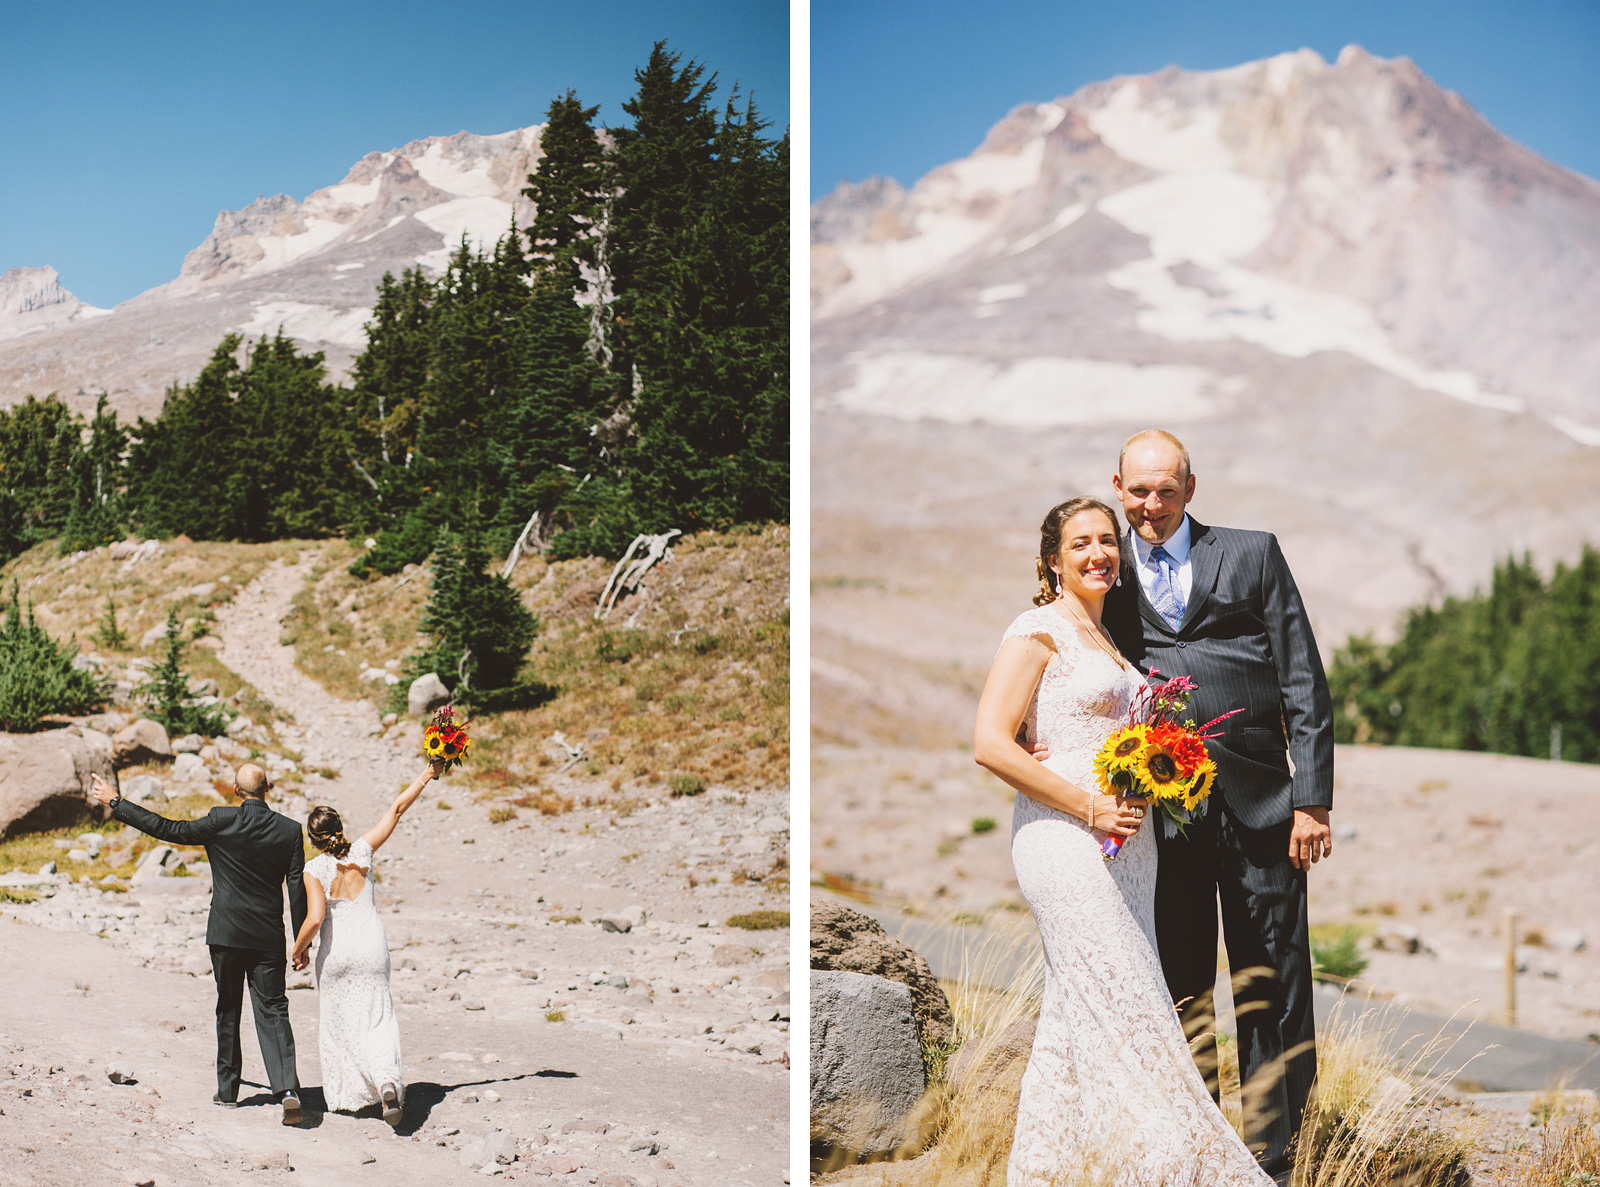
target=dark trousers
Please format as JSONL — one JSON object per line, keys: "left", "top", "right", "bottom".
{"left": 1154, "top": 806, "right": 1317, "bottom": 1180}
{"left": 209, "top": 945, "right": 298, "bottom": 1101}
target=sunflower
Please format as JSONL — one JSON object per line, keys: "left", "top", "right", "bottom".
{"left": 1094, "top": 725, "right": 1150, "bottom": 791}
{"left": 424, "top": 732, "right": 446, "bottom": 757}
{"left": 1132, "top": 735, "right": 1188, "bottom": 802}
{"left": 1179, "top": 759, "right": 1218, "bottom": 812}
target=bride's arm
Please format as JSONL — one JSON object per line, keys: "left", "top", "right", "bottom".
{"left": 291, "top": 873, "right": 326, "bottom": 970}
{"left": 363, "top": 759, "right": 447, "bottom": 852}
{"left": 974, "top": 636, "right": 1143, "bottom": 837}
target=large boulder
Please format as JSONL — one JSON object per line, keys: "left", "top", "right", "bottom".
{"left": 112, "top": 719, "right": 172, "bottom": 767}
{"left": 408, "top": 673, "right": 451, "bottom": 718}
{"left": 810, "top": 970, "right": 927, "bottom": 1160}
{"left": 811, "top": 899, "right": 955, "bottom": 1050}
{"left": 0, "top": 727, "right": 117, "bottom": 839}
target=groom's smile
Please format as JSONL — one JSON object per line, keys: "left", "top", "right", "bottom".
{"left": 1113, "top": 438, "right": 1195, "bottom": 545}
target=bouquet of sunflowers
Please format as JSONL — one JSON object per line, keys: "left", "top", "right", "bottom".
{"left": 423, "top": 705, "right": 472, "bottom": 769}
{"left": 1092, "top": 673, "right": 1240, "bottom": 860}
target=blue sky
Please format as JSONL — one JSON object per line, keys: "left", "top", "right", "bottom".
{"left": 1, "top": 0, "right": 788, "bottom": 308}
{"left": 812, "top": 0, "right": 1598, "bottom": 200}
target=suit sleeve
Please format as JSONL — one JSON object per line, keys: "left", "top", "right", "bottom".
{"left": 1260, "top": 535, "right": 1334, "bottom": 810}
{"left": 286, "top": 830, "right": 308, "bottom": 943}
{"left": 112, "top": 799, "right": 220, "bottom": 845}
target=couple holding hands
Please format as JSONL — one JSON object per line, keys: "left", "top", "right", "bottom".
{"left": 91, "top": 756, "right": 446, "bottom": 1127}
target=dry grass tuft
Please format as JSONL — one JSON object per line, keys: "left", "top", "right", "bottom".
{"left": 512, "top": 789, "right": 574, "bottom": 816}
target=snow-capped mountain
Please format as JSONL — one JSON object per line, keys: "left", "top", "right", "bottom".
{"left": 0, "top": 126, "right": 544, "bottom": 418}
{"left": 812, "top": 47, "right": 1600, "bottom": 746}
{"left": 814, "top": 45, "right": 1600, "bottom": 438}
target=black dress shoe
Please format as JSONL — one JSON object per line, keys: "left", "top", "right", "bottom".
{"left": 281, "top": 1092, "right": 303, "bottom": 1126}
{"left": 212, "top": 1092, "right": 238, "bottom": 1108}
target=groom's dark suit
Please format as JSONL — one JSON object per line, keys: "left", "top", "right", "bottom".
{"left": 1104, "top": 516, "right": 1332, "bottom": 1178}
{"left": 112, "top": 796, "right": 308, "bottom": 1102}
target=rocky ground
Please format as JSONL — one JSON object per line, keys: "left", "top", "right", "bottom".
{"left": 0, "top": 554, "right": 791, "bottom": 1187}
{"left": 810, "top": 741, "right": 1600, "bottom": 1046}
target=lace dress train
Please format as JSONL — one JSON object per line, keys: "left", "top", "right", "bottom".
{"left": 1001, "top": 606, "right": 1271, "bottom": 1186}
{"left": 307, "top": 838, "right": 404, "bottom": 1112}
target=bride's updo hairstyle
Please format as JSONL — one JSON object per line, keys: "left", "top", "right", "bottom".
{"left": 1034, "top": 497, "right": 1122, "bottom": 606}
{"left": 306, "top": 806, "right": 353, "bottom": 859}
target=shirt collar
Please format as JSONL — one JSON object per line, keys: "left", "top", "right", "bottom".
{"left": 1131, "top": 514, "right": 1192, "bottom": 566}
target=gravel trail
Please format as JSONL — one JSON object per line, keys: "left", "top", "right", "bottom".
{"left": 1, "top": 553, "right": 791, "bottom": 1187}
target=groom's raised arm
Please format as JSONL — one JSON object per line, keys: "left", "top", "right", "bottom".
{"left": 1260, "top": 534, "right": 1334, "bottom": 810}
{"left": 110, "top": 797, "right": 221, "bottom": 846}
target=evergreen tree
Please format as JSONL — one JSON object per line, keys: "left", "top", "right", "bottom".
{"left": 60, "top": 394, "right": 128, "bottom": 552}
{"left": 522, "top": 88, "right": 608, "bottom": 291}
{"left": 401, "top": 529, "right": 540, "bottom": 707}
{"left": 0, "top": 585, "right": 107, "bottom": 731}
{"left": 0, "top": 394, "right": 81, "bottom": 555}
{"left": 139, "top": 608, "right": 228, "bottom": 737}
{"left": 129, "top": 338, "right": 245, "bottom": 539}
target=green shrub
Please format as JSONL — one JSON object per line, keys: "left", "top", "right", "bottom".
{"left": 669, "top": 774, "right": 705, "bottom": 797}
{"left": 726, "top": 910, "right": 788, "bottom": 930}
{"left": 1311, "top": 925, "right": 1370, "bottom": 982}
{"left": 94, "top": 594, "right": 127, "bottom": 651}
{"left": 137, "top": 609, "right": 228, "bottom": 737}
{"left": 0, "top": 586, "right": 108, "bottom": 731}
{"left": 971, "top": 817, "right": 997, "bottom": 834}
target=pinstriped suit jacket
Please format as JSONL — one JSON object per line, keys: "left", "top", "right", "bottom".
{"left": 1104, "top": 517, "right": 1334, "bottom": 832}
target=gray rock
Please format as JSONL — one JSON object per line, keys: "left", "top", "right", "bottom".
{"left": 1549, "top": 929, "right": 1587, "bottom": 953}
{"left": 106, "top": 1063, "right": 137, "bottom": 1084}
{"left": 485, "top": 1130, "right": 517, "bottom": 1164}
{"left": 458, "top": 1137, "right": 489, "bottom": 1167}
{"left": 120, "top": 774, "right": 166, "bottom": 804}
{"left": 172, "top": 753, "right": 206, "bottom": 781}
{"left": 37, "top": 860, "right": 56, "bottom": 875}
{"left": 107, "top": 539, "right": 142, "bottom": 560}
{"left": 408, "top": 673, "right": 451, "bottom": 718}
{"left": 139, "top": 622, "right": 168, "bottom": 648}
{"left": 0, "top": 727, "right": 117, "bottom": 840}
{"left": 810, "top": 970, "right": 926, "bottom": 1159}
{"left": 67, "top": 848, "right": 92, "bottom": 863}
{"left": 131, "top": 845, "right": 181, "bottom": 885}
{"left": 223, "top": 716, "right": 254, "bottom": 738}
{"left": 597, "top": 905, "right": 646, "bottom": 933}
{"left": 171, "top": 734, "right": 203, "bottom": 754}
{"left": 811, "top": 899, "right": 954, "bottom": 1050}
{"left": 112, "top": 719, "right": 172, "bottom": 767}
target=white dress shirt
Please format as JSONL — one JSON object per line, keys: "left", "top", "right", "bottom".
{"left": 1130, "top": 514, "right": 1194, "bottom": 606}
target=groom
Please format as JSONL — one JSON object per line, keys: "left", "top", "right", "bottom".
{"left": 92, "top": 764, "right": 308, "bottom": 1125}
{"left": 1102, "top": 429, "right": 1333, "bottom": 1183}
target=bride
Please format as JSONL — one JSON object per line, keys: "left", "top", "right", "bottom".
{"left": 974, "top": 496, "right": 1272, "bottom": 1186}
{"left": 291, "top": 759, "right": 444, "bottom": 1126}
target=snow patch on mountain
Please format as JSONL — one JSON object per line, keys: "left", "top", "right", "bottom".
{"left": 413, "top": 196, "right": 518, "bottom": 270}
{"left": 834, "top": 351, "right": 1226, "bottom": 427}
{"left": 239, "top": 301, "right": 373, "bottom": 350}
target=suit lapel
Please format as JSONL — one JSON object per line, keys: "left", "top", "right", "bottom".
{"left": 1176, "top": 518, "right": 1220, "bottom": 635}
{"left": 1123, "top": 529, "right": 1174, "bottom": 636}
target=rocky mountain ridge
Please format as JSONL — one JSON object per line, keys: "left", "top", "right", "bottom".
{"left": 0, "top": 125, "right": 544, "bottom": 419}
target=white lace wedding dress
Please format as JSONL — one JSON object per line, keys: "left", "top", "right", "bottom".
{"left": 1002, "top": 606, "right": 1272, "bottom": 1186}
{"left": 306, "top": 838, "right": 404, "bottom": 1113}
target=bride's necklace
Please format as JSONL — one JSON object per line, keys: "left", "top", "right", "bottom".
{"left": 1053, "top": 596, "right": 1127, "bottom": 670}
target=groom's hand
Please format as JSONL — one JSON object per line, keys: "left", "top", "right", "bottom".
{"left": 91, "top": 773, "right": 117, "bottom": 807}
{"left": 1289, "top": 807, "right": 1332, "bottom": 869}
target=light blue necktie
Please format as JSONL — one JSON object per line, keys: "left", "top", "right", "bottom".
{"left": 1148, "top": 544, "right": 1186, "bottom": 630}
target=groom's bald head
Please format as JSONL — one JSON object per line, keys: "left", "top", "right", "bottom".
{"left": 1118, "top": 429, "right": 1191, "bottom": 481}
{"left": 236, "top": 764, "right": 268, "bottom": 799}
